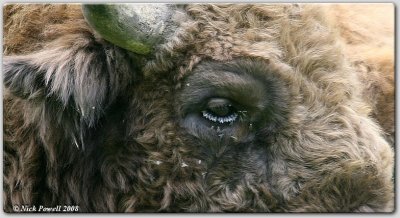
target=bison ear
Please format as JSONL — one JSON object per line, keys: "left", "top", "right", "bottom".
{"left": 3, "top": 37, "right": 135, "bottom": 127}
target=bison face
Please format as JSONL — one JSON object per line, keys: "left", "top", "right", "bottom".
{"left": 3, "top": 3, "right": 394, "bottom": 213}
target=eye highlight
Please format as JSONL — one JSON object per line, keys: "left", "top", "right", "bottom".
{"left": 201, "top": 98, "right": 239, "bottom": 124}
{"left": 202, "top": 110, "right": 238, "bottom": 124}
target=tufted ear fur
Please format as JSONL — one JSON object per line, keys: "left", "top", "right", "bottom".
{"left": 3, "top": 32, "right": 138, "bottom": 149}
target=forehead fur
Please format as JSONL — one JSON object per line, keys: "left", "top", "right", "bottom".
{"left": 152, "top": 4, "right": 339, "bottom": 70}
{"left": 145, "top": 4, "right": 359, "bottom": 115}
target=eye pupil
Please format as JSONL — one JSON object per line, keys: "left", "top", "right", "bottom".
{"left": 207, "top": 98, "right": 232, "bottom": 117}
{"left": 211, "top": 106, "right": 230, "bottom": 117}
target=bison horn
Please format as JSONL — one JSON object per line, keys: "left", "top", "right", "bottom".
{"left": 82, "top": 4, "right": 181, "bottom": 55}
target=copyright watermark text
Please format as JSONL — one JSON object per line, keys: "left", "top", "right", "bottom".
{"left": 12, "top": 205, "right": 79, "bottom": 212}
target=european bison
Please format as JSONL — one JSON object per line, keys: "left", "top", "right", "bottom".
{"left": 3, "top": 3, "right": 394, "bottom": 212}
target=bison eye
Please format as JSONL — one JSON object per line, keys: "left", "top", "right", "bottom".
{"left": 202, "top": 98, "right": 238, "bottom": 124}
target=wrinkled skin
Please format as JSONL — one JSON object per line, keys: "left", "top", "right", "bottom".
{"left": 3, "top": 4, "right": 394, "bottom": 212}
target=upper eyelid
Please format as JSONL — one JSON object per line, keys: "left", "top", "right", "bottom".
{"left": 182, "top": 73, "right": 267, "bottom": 111}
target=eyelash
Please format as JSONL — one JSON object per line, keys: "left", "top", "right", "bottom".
{"left": 202, "top": 110, "right": 238, "bottom": 124}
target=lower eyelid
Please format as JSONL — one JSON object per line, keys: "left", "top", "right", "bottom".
{"left": 202, "top": 111, "right": 238, "bottom": 124}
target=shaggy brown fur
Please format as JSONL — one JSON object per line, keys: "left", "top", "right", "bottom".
{"left": 3, "top": 3, "right": 394, "bottom": 212}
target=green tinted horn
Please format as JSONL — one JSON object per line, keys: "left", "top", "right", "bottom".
{"left": 82, "top": 4, "right": 181, "bottom": 55}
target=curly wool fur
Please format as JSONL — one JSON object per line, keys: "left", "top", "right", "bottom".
{"left": 3, "top": 4, "right": 394, "bottom": 212}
